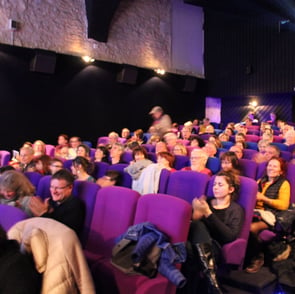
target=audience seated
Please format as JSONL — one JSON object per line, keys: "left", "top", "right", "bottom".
{"left": 68, "top": 136, "right": 82, "bottom": 159}
{"left": 0, "top": 170, "right": 35, "bottom": 216}
{"left": 29, "top": 169, "right": 86, "bottom": 236}
{"left": 96, "top": 170, "right": 122, "bottom": 188}
{"left": 94, "top": 145, "right": 110, "bottom": 163}
{"left": 49, "top": 157, "right": 64, "bottom": 175}
{"left": 34, "top": 154, "right": 51, "bottom": 175}
{"left": 182, "top": 148, "right": 212, "bottom": 176}
{"left": 71, "top": 156, "right": 95, "bottom": 182}
{"left": 172, "top": 142, "right": 188, "bottom": 156}
{"left": 203, "top": 142, "right": 218, "bottom": 158}
{"left": 33, "top": 140, "right": 46, "bottom": 157}
{"left": 229, "top": 145, "right": 243, "bottom": 160}
{"left": 110, "top": 142, "right": 126, "bottom": 164}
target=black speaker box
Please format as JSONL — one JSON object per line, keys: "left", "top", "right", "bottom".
{"left": 30, "top": 52, "right": 56, "bottom": 74}
{"left": 117, "top": 67, "right": 138, "bottom": 85}
{"left": 182, "top": 76, "right": 197, "bottom": 92}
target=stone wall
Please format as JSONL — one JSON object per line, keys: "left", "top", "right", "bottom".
{"left": 0, "top": 0, "right": 171, "bottom": 71}
{"left": 0, "top": 0, "right": 203, "bottom": 76}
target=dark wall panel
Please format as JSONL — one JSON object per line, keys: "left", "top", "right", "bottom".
{"left": 0, "top": 44, "right": 205, "bottom": 151}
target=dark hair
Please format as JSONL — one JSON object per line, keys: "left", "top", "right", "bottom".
{"left": 105, "top": 170, "right": 122, "bottom": 186}
{"left": 0, "top": 165, "right": 15, "bottom": 174}
{"left": 72, "top": 156, "right": 94, "bottom": 174}
{"left": 51, "top": 169, "right": 75, "bottom": 185}
{"left": 59, "top": 134, "right": 69, "bottom": 143}
{"left": 215, "top": 170, "right": 240, "bottom": 201}
{"left": 0, "top": 225, "right": 7, "bottom": 246}
{"left": 77, "top": 144, "right": 90, "bottom": 157}
{"left": 220, "top": 151, "right": 240, "bottom": 171}
{"left": 132, "top": 147, "right": 148, "bottom": 160}
{"left": 189, "top": 135, "right": 205, "bottom": 148}
{"left": 35, "top": 155, "right": 51, "bottom": 174}
{"left": 95, "top": 146, "right": 110, "bottom": 163}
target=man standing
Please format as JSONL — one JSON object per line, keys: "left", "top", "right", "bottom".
{"left": 149, "top": 106, "right": 172, "bottom": 139}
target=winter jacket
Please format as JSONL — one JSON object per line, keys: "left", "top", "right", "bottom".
{"left": 8, "top": 217, "right": 95, "bottom": 294}
{"left": 115, "top": 222, "right": 187, "bottom": 288}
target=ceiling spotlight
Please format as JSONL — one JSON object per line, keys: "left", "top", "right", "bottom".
{"left": 154, "top": 68, "right": 166, "bottom": 75}
{"left": 249, "top": 100, "right": 257, "bottom": 107}
{"left": 82, "top": 55, "right": 95, "bottom": 63}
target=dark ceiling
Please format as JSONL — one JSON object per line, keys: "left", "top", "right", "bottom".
{"left": 184, "top": 0, "right": 295, "bottom": 22}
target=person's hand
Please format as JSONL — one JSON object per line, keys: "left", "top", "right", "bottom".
{"left": 256, "top": 192, "right": 265, "bottom": 201}
{"left": 29, "top": 196, "right": 50, "bottom": 216}
{"left": 192, "top": 195, "right": 212, "bottom": 218}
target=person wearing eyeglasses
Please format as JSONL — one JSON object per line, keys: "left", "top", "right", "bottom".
{"left": 49, "top": 158, "right": 64, "bottom": 175}
{"left": 29, "top": 169, "right": 85, "bottom": 236}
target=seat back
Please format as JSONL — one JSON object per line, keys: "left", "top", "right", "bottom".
{"left": 0, "top": 204, "right": 29, "bottom": 231}
{"left": 84, "top": 186, "right": 140, "bottom": 257}
{"left": 166, "top": 171, "right": 210, "bottom": 204}
{"left": 0, "top": 150, "right": 11, "bottom": 167}
{"left": 158, "top": 168, "right": 171, "bottom": 194}
{"left": 239, "top": 158, "right": 257, "bottom": 179}
{"left": 36, "top": 175, "right": 52, "bottom": 199}
{"left": 97, "top": 136, "right": 110, "bottom": 146}
{"left": 242, "top": 148, "right": 258, "bottom": 160}
{"left": 24, "top": 171, "right": 43, "bottom": 191}
{"left": 245, "top": 142, "right": 258, "bottom": 150}
{"left": 206, "top": 175, "right": 257, "bottom": 267}
{"left": 45, "top": 144, "right": 55, "bottom": 157}
{"left": 92, "top": 161, "right": 110, "bottom": 179}
{"left": 286, "top": 163, "right": 295, "bottom": 204}
{"left": 245, "top": 134, "right": 259, "bottom": 142}
{"left": 63, "top": 159, "right": 73, "bottom": 171}
{"left": 121, "top": 151, "right": 133, "bottom": 164}
{"left": 280, "top": 150, "right": 292, "bottom": 162}
{"left": 173, "top": 155, "right": 190, "bottom": 170}
{"left": 134, "top": 193, "right": 192, "bottom": 243}
{"left": 256, "top": 161, "right": 267, "bottom": 180}
{"left": 107, "top": 163, "right": 132, "bottom": 188}
{"left": 72, "top": 181, "right": 100, "bottom": 247}
{"left": 271, "top": 142, "right": 288, "bottom": 151}
{"left": 206, "top": 157, "right": 221, "bottom": 174}
{"left": 221, "top": 141, "right": 234, "bottom": 150}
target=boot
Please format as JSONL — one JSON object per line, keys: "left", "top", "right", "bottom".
{"left": 195, "top": 243, "right": 223, "bottom": 294}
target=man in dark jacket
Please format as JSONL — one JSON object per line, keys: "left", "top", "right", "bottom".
{"left": 29, "top": 169, "right": 85, "bottom": 236}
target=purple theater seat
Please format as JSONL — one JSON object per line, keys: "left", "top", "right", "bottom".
{"left": 158, "top": 168, "right": 171, "bottom": 194}
{"left": 113, "top": 193, "right": 192, "bottom": 294}
{"left": 97, "top": 136, "right": 110, "bottom": 146}
{"left": 85, "top": 186, "right": 140, "bottom": 293}
{"left": 173, "top": 155, "right": 190, "bottom": 170}
{"left": 242, "top": 148, "right": 258, "bottom": 160}
{"left": 141, "top": 144, "right": 155, "bottom": 153}
{"left": 239, "top": 158, "right": 257, "bottom": 179}
{"left": 206, "top": 156, "right": 221, "bottom": 174}
{"left": 271, "top": 142, "right": 288, "bottom": 151}
{"left": 36, "top": 175, "right": 52, "bottom": 199}
{"left": 0, "top": 204, "right": 29, "bottom": 231}
{"left": 280, "top": 150, "right": 292, "bottom": 162}
{"left": 221, "top": 141, "right": 234, "bottom": 150}
{"left": 256, "top": 161, "right": 267, "bottom": 180}
{"left": 45, "top": 144, "right": 55, "bottom": 157}
{"left": 63, "top": 159, "right": 73, "bottom": 171}
{"left": 288, "top": 143, "right": 295, "bottom": 154}
{"left": 72, "top": 180, "right": 100, "bottom": 247}
{"left": 0, "top": 150, "right": 11, "bottom": 166}
{"left": 273, "top": 135, "right": 284, "bottom": 143}
{"left": 121, "top": 151, "right": 133, "bottom": 164}
{"left": 24, "top": 171, "right": 43, "bottom": 191}
{"left": 206, "top": 176, "right": 257, "bottom": 268}
{"left": 107, "top": 163, "right": 132, "bottom": 188}
{"left": 147, "top": 152, "right": 157, "bottom": 163}
{"left": 245, "top": 134, "right": 259, "bottom": 142}
{"left": 92, "top": 161, "right": 110, "bottom": 179}
{"left": 246, "top": 141, "right": 258, "bottom": 150}
{"left": 166, "top": 171, "right": 210, "bottom": 204}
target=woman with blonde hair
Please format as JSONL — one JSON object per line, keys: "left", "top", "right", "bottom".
{"left": 0, "top": 170, "right": 35, "bottom": 216}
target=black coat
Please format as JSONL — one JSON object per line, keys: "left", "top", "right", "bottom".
{"left": 0, "top": 239, "right": 41, "bottom": 294}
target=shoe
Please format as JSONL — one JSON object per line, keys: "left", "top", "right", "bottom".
{"left": 273, "top": 244, "right": 291, "bottom": 262}
{"left": 245, "top": 253, "right": 264, "bottom": 274}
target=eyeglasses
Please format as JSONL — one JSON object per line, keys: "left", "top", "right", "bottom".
{"left": 50, "top": 185, "right": 70, "bottom": 191}
{"left": 50, "top": 164, "right": 63, "bottom": 168}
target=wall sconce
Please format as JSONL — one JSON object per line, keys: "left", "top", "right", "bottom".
{"left": 154, "top": 68, "right": 166, "bottom": 75}
{"left": 82, "top": 55, "right": 95, "bottom": 63}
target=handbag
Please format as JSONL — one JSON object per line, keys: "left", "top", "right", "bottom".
{"left": 253, "top": 209, "right": 276, "bottom": 226}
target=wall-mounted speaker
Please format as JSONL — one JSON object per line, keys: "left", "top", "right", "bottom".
{"left": 30, "top": 51, "right": 56, "bottom": 74}
{"left": 117, "top": 67, "right": 138, "bottom": 85}
{"left": 182, "top": 76, "right": 197, "bottom": 92}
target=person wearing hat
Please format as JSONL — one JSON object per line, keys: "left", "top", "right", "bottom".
{"left": 149, "top": 106, "right": 172, "bottom": 139}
